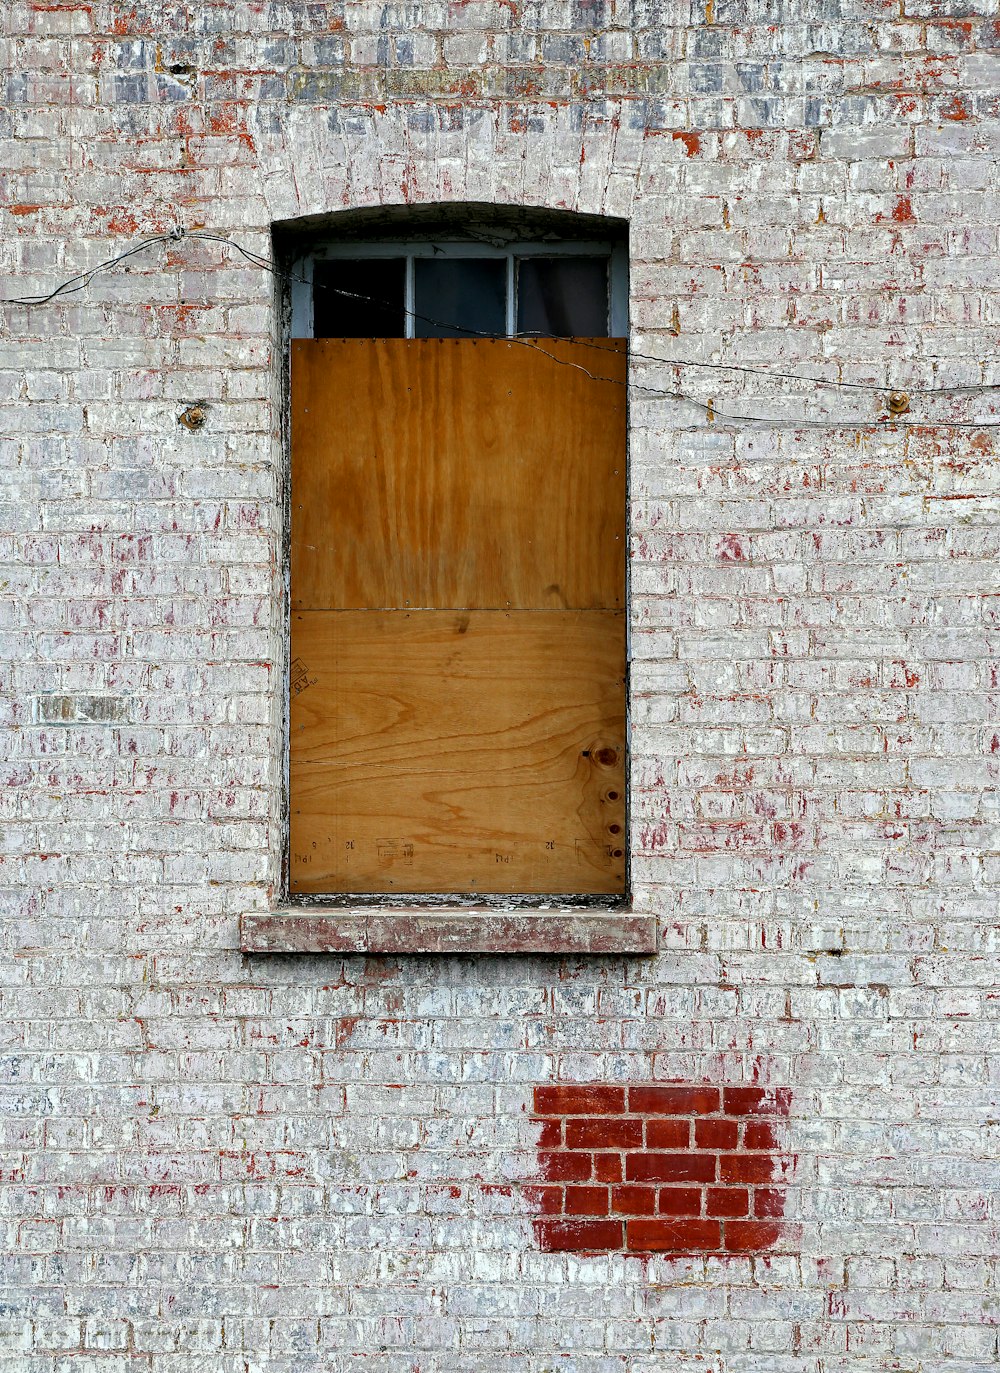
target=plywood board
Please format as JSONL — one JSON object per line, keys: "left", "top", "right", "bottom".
{"left": 290, "top": 338, "right": 626, "bottom": 612}
{"left": 289, "top": 609, "right": 626, "bottom": 895}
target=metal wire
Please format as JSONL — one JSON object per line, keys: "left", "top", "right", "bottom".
{"left": 194, "top": 232, "right": 1000, "bottom": 429}
{"left": 2, "top": 226, "right": 998, "bottom": 428}
{"left": 1, "top": 229, "right": 185, "bottom": 306}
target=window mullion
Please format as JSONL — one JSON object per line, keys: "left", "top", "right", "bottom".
{"left": 505, "top": 253, "right": 516, "bottom": 338}
{"left": 405, "top": 255, "right": 415, "bottom": 338}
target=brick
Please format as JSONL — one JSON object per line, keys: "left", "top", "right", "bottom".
{"left": 565, "top": 1117, "right": 642, "bottom": 1150}
{"left": 593, "top": 1152, "right": 624, "bottom": 1183}
{"left": 754, "top": 1188, "right": 786, "bottom": 1218}
{"left": 744, "top": 1121, "right": 779, "bottom": 1149}
{"left": 536, "top": 1219, "right": 624, "bottom": 1253}
{"left": 722, "top": 1087, "right": 793, "bottom": 1116}
{"left": 536, "top": 1118, "right": 562, "bottom": 1148}
{"left": 629, "top": 1086, "right": 721, "bottom": 1115}
{"left": 719, "top": 1154, "right": 777, "bottom": 1185}
{"left": 707, "top": 1186, "right": 750, "bottom": 1217}
{"left": 657, "top": 1187, "right": 702, "bottom": 1217}
{"left": 33, "top": 693, "right": 128, "bottom": 724}
{"left": 645, "top": 1118, "right": 691, "bottom": 1148}
{"left": 535, "top": 1085, "right": 626, "bottom": 1116}
{"left": 626, "top": 1152, "right": 717, "bottom": 1184}
{"left": 626, "top": 1218, "right": 722, "bottom": 1253}
{"left": 611, "top": 1185, "right": 658, "bottom": 1216}
{"left": 524, "top": 1185, "right": 563, "bottom": 1215}
{"left": 538, "top": 1151, "right": 592, "bottom": 1182}
{"left": 724, "top": 1220, "right": 784, "bottom": 1253}
{"left": 563, "top": 1186, "right": 610, "bottom": 1216}
{"left": 694, "top": 1118, "right": 739, "bottom": 1149}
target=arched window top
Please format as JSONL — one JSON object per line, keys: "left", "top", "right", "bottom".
{"left": 274, "top": 203, "right": 628, "bottom": 341}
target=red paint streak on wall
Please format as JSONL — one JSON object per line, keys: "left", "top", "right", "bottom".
{"left": 672, "top": 131, "right": 702, "bottom": 157}
{"left": 717, "top": 532, "right": 746, "bottom": 561}
{"left": 528, "top": 1083, "right": 796, "bottom": 1255}
{"left": 941, "top": 95, "right": 970, "bottom": 120}
{"left": 112, "top": 7, "right": 156, "bottom": 35}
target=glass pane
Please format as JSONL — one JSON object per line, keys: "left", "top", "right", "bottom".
{"left": 516, "top": 256, "right": 609, "bottom": 337}
{"left": 413, "top": 258, "right": 507, "bottom": 338}
{"left": 313, "top": 258, "right": 406, "bottom": 337}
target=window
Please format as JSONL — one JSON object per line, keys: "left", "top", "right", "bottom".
{"left": 285, "top": 232, "right": 628, "bottom": 904}
{"left": 294, "top": 239, "right": 628, "bottom": 340}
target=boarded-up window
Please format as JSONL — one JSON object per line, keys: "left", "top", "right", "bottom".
{"left": 288, "top": 335, "right": 626, "bottom": 898}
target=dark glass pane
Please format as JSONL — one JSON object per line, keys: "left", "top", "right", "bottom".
{"left": 313, "top": 258, "right": 406, "bottom": 337}
{"left": 413, "top": 258, "right": 507, "bottom": 338}
{"left": 516, "top": 256, "right": 609, "bottom": 337}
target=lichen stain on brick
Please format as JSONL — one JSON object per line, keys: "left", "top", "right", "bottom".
{"left": 529, "top": 1084, "right": 796, "bottom": 1255}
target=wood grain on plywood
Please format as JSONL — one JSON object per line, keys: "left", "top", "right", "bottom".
{"left": 290, "top": 338, "right": 626, "bottom": 612}
{"left": 289, "top": 609, "right": 626, "bottom": 895}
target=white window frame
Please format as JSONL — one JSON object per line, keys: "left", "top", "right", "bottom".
{"left": 290, "top": 239, "right": 629, "bottom": 339}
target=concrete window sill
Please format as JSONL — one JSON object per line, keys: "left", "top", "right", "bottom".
{"left": 240, "top": 907, "right": 658, "bottom": 955}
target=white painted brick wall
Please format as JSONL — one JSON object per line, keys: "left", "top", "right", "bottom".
{"left": 2, "top": 0, "right": 1000, "bottom": 1367}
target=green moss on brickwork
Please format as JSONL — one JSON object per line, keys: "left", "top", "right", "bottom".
{"left": 287, "top": 70, "right": 383, "bottom": 103}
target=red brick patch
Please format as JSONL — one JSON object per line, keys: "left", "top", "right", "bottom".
{"left": 530, "top": 1082, "right": 794, "bottom": 1255}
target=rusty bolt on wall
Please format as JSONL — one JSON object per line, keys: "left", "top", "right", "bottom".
{"left": 177, "top": 403, "right": 208, "bottom": 431}
{"left": 887, "top": 391, "right": 911, "bottom": 416}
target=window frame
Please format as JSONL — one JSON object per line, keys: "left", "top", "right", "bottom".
{"left": 290, "top": 239, "right": 629, "bottom": 340}
{"left": 239, "top": 222, "right": 657, "bottom": 953}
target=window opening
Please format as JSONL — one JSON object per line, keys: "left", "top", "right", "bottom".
{"left": 313, "top": 257, "right": 406, "bottom": 338}
{"left": 516, "top": 257, "right": 609, "bottom": 337}
{"left": 294, "top": 240, "right": 625, "bottom": 341}
{"left": 413, "top": 257, "right": 507, "bottom": 338}
{"left": 285, "top": 223, "right": 628, "bottom": 903}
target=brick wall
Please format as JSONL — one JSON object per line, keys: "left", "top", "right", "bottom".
{"left": 2, "top": 0, "right": 1000, "bottom": 1368}
{"left": 531, "top": 1084, "right": 795, "bottom": 1255}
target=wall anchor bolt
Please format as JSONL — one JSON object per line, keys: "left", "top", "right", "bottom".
{"left": 178, "top": 403, "right": 207, "bottom": 430}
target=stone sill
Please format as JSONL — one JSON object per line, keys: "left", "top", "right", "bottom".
{"left": 240, "top": 907, "right": 658, "bottom": 955}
